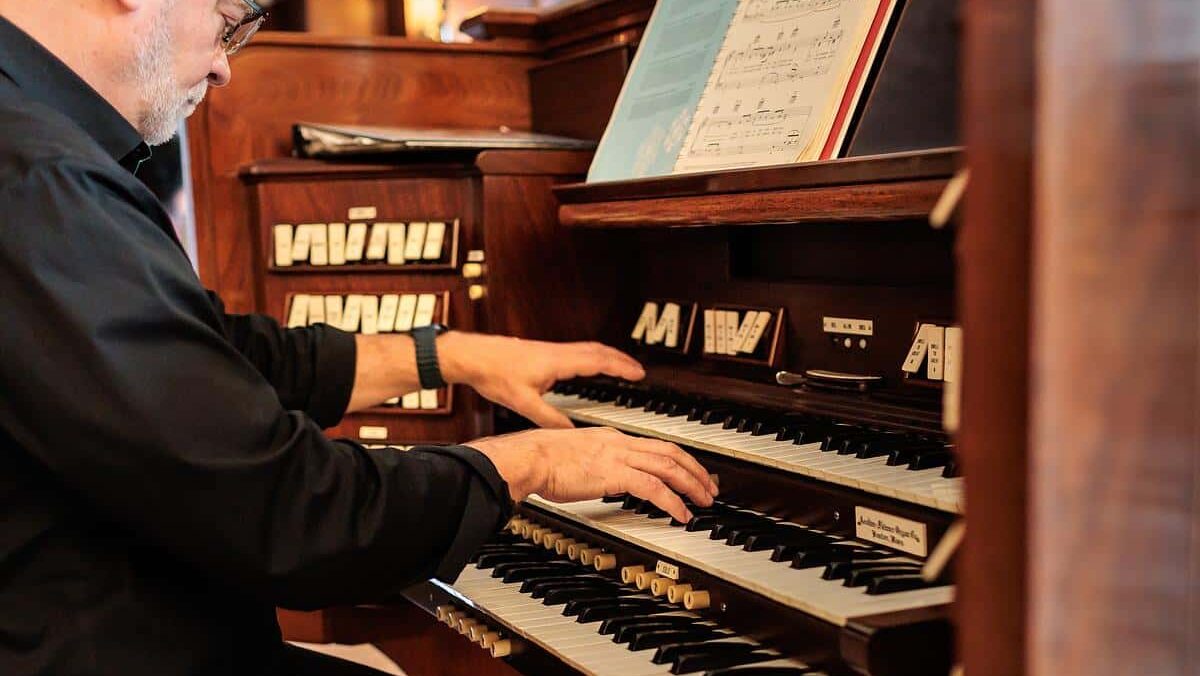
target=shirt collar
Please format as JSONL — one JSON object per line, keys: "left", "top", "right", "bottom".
{"left": 0, "top": 15, "right": 148, "bottom": 171}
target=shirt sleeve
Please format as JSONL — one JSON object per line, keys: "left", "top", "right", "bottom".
{"left": 204, "top": 293, "right": 356, "bottom": 429}
{"left": 0, "top": 159, "right": 511, "bottom": 609}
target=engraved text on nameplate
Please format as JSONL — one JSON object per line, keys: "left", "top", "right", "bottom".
{"left": 854, "top": 506, "right": 928, "bottom": 557}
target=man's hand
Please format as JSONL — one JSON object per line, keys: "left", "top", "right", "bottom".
{"left": 468, "top": 427, "right": 718, "bottom": 523}
{"left": 439, "top": 333, "right": 644, "bottom": 429}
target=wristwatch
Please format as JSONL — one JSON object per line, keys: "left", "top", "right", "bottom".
{"left": 411, "top": 323, "right": 450, "bottom": 390}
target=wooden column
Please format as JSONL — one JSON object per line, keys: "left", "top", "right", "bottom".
{"left": 958, "top": 2, "right": 1036, "bottom": 675}
{"left": 1029, "top": 1, "right": 1199, "bottom": 674}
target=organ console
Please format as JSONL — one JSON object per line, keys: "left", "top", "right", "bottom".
{"left": 185, "top": 0, "right": 1199, "bottom": 675}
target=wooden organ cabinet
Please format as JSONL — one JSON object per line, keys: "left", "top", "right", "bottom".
{"left": 187, "top": 1, "right": 1199, "bottom": 675}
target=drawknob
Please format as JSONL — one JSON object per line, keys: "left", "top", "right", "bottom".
{"left": 635, "top": 571, "right": 662, "bottom": 590}
{"left": 683, "top": 590, "right": 711, "bottom": 610}
{"left": 593, "top": 553, "right": 617, "bottom": 571}
{"left": 667, "top": 584, "right": 693, "bottom": 604}
{"left": 650, "top": 577, "right": 675, "bottom": 597}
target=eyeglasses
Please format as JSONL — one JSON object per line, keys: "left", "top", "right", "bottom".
{"left": 219, "top": 0, "right": 268, "bottom": 56}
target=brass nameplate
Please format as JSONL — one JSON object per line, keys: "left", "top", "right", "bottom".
{"left": 855, "top": 507, "right": 928, "bottom": 557}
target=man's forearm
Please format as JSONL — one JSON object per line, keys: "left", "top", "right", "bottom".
{"left": 348, "top": 332, "right": 475, "bottom": 412}
{"left": 347, "top": 334, "right": 418, "bottom": 412}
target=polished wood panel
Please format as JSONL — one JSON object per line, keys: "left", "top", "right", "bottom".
{"left": 242, "top": 164, "right": 487, "bottom": 444}
{"left": 282, "top": 604, "right": 521, "bottom": 676}
{"left": 477, "top": 157, "right": 626, "bottom": 342}
{"left": 957, "top": 2, "right": 1035, "bottom": 675}
{"left": 555, "top": 149, "right": 960, "bottom": 201}
{"left": 462, "top": 0, "right": 654, "bottom": 58}
{"left": 530, "top": 44, "right": 632, "bottom": 140}
{"left": 559, "top": 180, "right": 948, "bottom": 229}
{"left": 1028, "top": 0, "right": 1199, "bottom": 673}
{"left": 187, "top": 33, "right": 538, "bottom": 313}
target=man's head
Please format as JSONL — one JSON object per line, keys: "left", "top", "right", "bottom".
{"left": 0, "top": 0, "right": 266, "bottom": 145}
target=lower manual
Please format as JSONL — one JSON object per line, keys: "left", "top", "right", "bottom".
{"left": 416, "top": 529, "right": 825, "bottom": 676}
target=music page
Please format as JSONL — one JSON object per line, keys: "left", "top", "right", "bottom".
{"left": 588, "top": 0, "right": 740, "bottom": 182}
{"left": 674, "top": 0, "right": 894, "bottom": 172}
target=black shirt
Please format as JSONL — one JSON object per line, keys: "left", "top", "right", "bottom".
{"left": 0, "top": 16, "right": 511, "bottom": 676}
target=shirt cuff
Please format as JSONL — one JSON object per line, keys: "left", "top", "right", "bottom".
{"left": 417, "top": 444, "right": 514, "bottom": 583}
{"left": 306, "top": 325, "right": 357, "bottom": 428}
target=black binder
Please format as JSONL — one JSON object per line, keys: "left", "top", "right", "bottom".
{"left": 845, "top": 0, "right": 962, "bottom": 156}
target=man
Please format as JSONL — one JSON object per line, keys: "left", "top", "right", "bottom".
{"left": 0, "top": 1, "right": 718, "bottom": 674}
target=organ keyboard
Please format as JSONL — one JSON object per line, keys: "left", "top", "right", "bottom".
{"left": 434, "top": 532, "right": 825, "bottom": 675}
{"left": 524, "top": 495, "right": 953, "bottom": 626}
{"left": 543, "top": 381, "right": 963, "bottom": 513}
{"left": 407, "top": 369, "right": 958, "bottom": 675}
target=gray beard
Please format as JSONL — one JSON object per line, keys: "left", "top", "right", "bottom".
{"left": 128, "top": 5, "right": 207, "bottom": 146}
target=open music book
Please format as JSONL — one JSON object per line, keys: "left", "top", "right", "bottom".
{"left": 589, "top": 0, "right": 900, "bottom": 182}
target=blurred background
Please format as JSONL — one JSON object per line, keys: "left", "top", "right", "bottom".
{"left": 260, "top": 0, "right": 583, "bottom": 41}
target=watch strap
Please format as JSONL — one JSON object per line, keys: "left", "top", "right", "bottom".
{"left": 412, "top": 325, "right": 447, "bottom": 390}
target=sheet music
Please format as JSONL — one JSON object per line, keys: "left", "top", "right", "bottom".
{"left": 588, "top": 0, "right": 740, "bottom": 182}
{"left": 675, "top": 0, "right": 889, "bottom": 172}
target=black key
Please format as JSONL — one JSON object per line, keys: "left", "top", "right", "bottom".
{"left": 696, "top": 513, "right": 768, "bottom": 535}
{"left": 686, "top": 402, "right": 714, "bottom": 422}
{"left": 636, "top": 501, "right": 669, "bottom": 518}
{"left": 623, "top": 495, "right": 646, "bottom": 510}
{"left": 867, "top": 574, "right": 945, "bottom": 595}
{"left": 602, "top": 494, "right": 628, "bottom": 503}
{"left": 665, "top": 400, "right": 692, "bottom": 417}
{"left": 522, "top": 575, "right": 610, "bottom": 595}
{"left": 703, "top": 666, "right": 820, "bottom": 675}
{"left": 654, "top": 641, "right": 759, "bottom": 665}
{"left": 541, "top": 585, "right": 627, "bottom": 604}
{"left": 590, "top": 387, "right": 618, "bottom": 403}
{"left": 699, "top": 408, "right": 732, "bottom": 425}
{"left": 722, "top": 523, "right": 781, "bottom": 547}
{"left": 494, "top": 562, "right": 578, "bottom": 582}
{"left": 790, "top": 425, "right": 837, "bottom": 445}
{"left": 942, "top": 458, "right": 961, "bottom": 478}
{"left": 748, "top": 417, "right": 785, "bottom": 437}
{"left": 674, "top": 651, "right": 778, "bottom": 675}
{"left": 854, "top": 440, "right": 939, "bottom": 460}
{"left": 475, "top": 550, "right": 553, "bottom": 569}
{"left": 470, "top": 542, "right": 534, "bottom": 559}
{"left": 820, "top": 428, "right": 868, "bottom": 452}
{"left": 608, "top": 616, "right": 710, "bottom": 641}
{"left": 734, "top": 412, "right": 769, "bottom": 434}
{"left": 629, "top": 628, "right": 727, "bottom": 651}
{"left": 709, "top": 516, "right": 773, "bottom": 541}
{"left": 822, "top": 560, "right": 920, "bottom": 581}
{"left": 845, "top": 566, "right": 929, "bottom": 588}
{"left": 719, "top": 412, "right": 744, "bottom": 430}
{"left": 617, "top": 392, "right": 648, "bottom": 407}
{"left": 744, "top": 526, "right": 833, "bottom": 553}
{"left": 491, "top": 559, "right": 574, "bottom": 577}
{"left": 887, "top": 445, "right": 950, "bottom": 467}
{"left": 908, "top": 449, "right": 954, "bottom": 471}
{"left": 831, "top": 433, "right": 891, "bottom": 455}
{"left": 789, "top": 546, "right": 891, "bottom": 568}
{"left": 575, "top": 600, "right": 674, "bottom": 623}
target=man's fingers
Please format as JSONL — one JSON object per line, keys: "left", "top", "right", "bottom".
{"left": 621, "top": 468, "right": 692, "bottom": 523}
{"left": 623, "top": 450, "right": 713, "bottom": 508}
{"left": 563, "top": 343, "right": 645, "bottom": 382}
{"left": 511, "top": 392, "right": 575, "bottom": 429}
{"left": 627, "top": 437, "right": 718, "bottom": 496}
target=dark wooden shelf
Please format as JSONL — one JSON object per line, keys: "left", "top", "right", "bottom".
{"left": 553, "top": 148, "right": 962, "bottom": 229}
